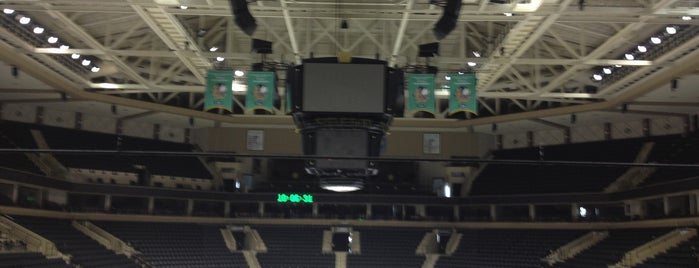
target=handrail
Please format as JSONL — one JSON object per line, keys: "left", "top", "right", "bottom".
{"left": 0, "top": 216, "right": 70, "bottom": 262}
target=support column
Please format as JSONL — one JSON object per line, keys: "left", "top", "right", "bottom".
{"left": 104, "top": 194, "right": 112, "bottom": 212}
{"left": 224, "top": 201, "right": 231, "bottom": 217}
{"left": 571, "top": 204, "right": 580, "bottom": 221}
{"left": 147, "top": 197, "right": 155, "bottom": 214}
{"left": 415, "top": 205, "right": 426, "bottom": 219}
{"left": 258, "top": 201, "right": 265, "bottom": 217}
{"left": 312, "top": 203, "right": 319, "bottom": 218}
{"left": 11, "top": 184, "right": 19, "bottom": 204}
{"left": 453, "top": 205, "right": 460, "bottom": 221}
{"left": 528, "top": 204, "right": 536, "bottom": 221}
{"left": 663, "top": 196, "right": 670, "bottom": 216}
{"left": 187, "top": 199, "right": 194, "bottom": 216}
{"left": 366, "top": 204, "right": 372, "bottom": 219}
{"left": 692, "top": 193, "right": 699, "bottom": 216}
{"left": 490, "top": 204, "right": 497, "bottom": 221}
{"left": 36, "top": 189, "right": 44, "bottom": 208}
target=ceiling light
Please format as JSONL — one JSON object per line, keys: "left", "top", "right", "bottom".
{"left": 3, "top": 9, "right": 15, "bottom": 15}
{"left": 209, "top": 46, "right": 218, "bottom": 52}
{"left": 319, "top": 177, "right": 363, "bottom": 192}
{"left": 445, "top": 75, "right": 451, "bottom": 81}
{"left": 472, "top": 51, "right": 481, "bottom": 57}
{"left": 503, "top": 12, "right": 513, "bottom": 16}
{"left": 179, "top": 5, "right": 188, "bottom": 9}
{"left": 602, "top": 67, "right": 612, "bottom": 74}
{"left": 637, "top": 45, "right": 647, "bottom": 53}
{"left": 592, "top": 74, "right": 602, "bottom": 81}
{"left": 59, "top": 45, "right": 69, "bottom": 50}
{"left": 91, "top": 66, "right": 100, "bottom": 72}
{"left": 216, "top": 56, "right": 224, "bottom": 62}
{"left": 47, "top": 36, "right": 58, "bottom": 43}
{"left": 81, "top": 59, "right": 91, "bottom": 66}
{"left": 650, "top": 37, "right": 661, "bottom": 44}
{"left": 33, "top": 27, "right": 44, "bottom": 34}
{"left": 71, "top": 53, "right": 80, "bottom": 59}
{"left": 18, "top": 16, "right": 30, "bottom": 24}
{"left": 681, "top": 16, "right": 692, "bottom": 21}
{"left": 467, "top": 62, "right": 477, "bottom": 67}
{"left": 234, "top": 70, "right": 244, "bottom": 77}
{"left": 624, "top": 53, "right": 635, "bottom": 60}
{"left": 614, "top": 64, "right": 622, "bottom": 68}
{"left": 665, "top": 26, "right": 677, "bottom": 35}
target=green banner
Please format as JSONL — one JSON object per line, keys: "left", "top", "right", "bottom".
{"left": 245, "top": 71, "right": 275, "bottom": 113}
{"left": 448, "top": 73, "right": 478, "bottom": 115}
{"left": 204, "top": 70, "right": 234, "bottom": 112}
{"left": 407, "top": 74, "right": 436, "bottom": 115}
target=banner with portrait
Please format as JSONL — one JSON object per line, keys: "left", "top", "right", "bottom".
{"left": 245, "top": 71, "right": 275, "bottom": 113}
{"left": 407, "top": 73, "right": 436, "bottom": 116}
{"left": 204, "top": 70, "right": 234, "bottom": 111}
{"left": 448, "top": 72, "right": 478, "bottom": 115}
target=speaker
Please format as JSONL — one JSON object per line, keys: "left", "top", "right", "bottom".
{"left": 252, "top": 38, "right": 273, "bottom": 54}
{"left": 230, "top": 0, "right": 257, "bottom": 36}
{"left": 433, "top": 0, "right": 462, "bottom": 40}
{"left": 419, "top": 42, "right": 440, "bottom": 57}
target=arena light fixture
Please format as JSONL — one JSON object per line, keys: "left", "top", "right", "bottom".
{"left": 503, "top": 12, "right": 513, "bottom": 16}
{"left": 320, "top": 177, "right": 363, "bottom": 192}
{"left": 592, "top": 74, "right": 602, "bottom": 81}
{"left": 59, "top": 45, "right": 69, "bottom": 50}
{"left": 90, "top": 66, "right": 100, "bottom": 72}
{"left": 637, "top": 45, "right": 647, "bottom": 53}
{"left": 209, "top": 46, "right": 218, "bottom": 52}
{"left": 234, "top": 70, "right": 244, "bottom": 77}
{"left": 81, "top": 59, "right": 91, "bottom": 66}
{"left": 624, "top": 53, "right": 634, "bottom": 60}
{"left": 467, "top": 62, "right": 477, "bottom": 67}
{"left": 650, "top": 37, "right": 661, "bottom": 44}
{"left": 602, "top": 67, "right": 612, "bottom": 74}
{"left": 665, "top": 26, "right": 677, "bottom": 35}
{"left": 472, "top": 51, "right": 481, "bottom": 57}
{"left": 445, "top": 75, "right": 451, "bottom": 81}
{"left": 216, "top": 56, "right": 224, "bottom": 62}
{"left": 3, "top": 9, "right": 14, "bottom": 15}
{"left": 71, "top": 53, "right": 80, "bottom": 59}
{"left": 33, "top": 27, "right": 44, "bottom": 34}
{"left": 682, "top": 16, "right": 692, "bottom": 21}
{"left": 18, "top": 16, "right": 30, "bottom": 24}
{"left": 47, "top": 36, "right": 58, "bottom": 44}
{"left": 179, "top": 5, "right": 188, "bottom": 10}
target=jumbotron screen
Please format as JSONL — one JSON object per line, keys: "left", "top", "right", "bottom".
{"left": 302, "top": 63, "right": 386, "bottom": 113}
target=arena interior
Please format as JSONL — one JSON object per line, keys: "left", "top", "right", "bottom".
{"left": 0, "top": 0, "right": 699, "bottom": 267}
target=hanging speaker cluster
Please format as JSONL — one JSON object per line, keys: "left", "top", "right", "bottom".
{"left": 433, "top": 0, "right": 462, "bottom": 40}
{"left": 229, "top": 0, "right": 257, "bottom": 36}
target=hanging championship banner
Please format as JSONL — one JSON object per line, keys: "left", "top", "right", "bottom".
{"left": 245, "top": 71, "right": 275, "bottom": 113}
{"left": 448, "top": 73, "right": 478, "bottom": 115}
{"left": 407, "top": 74, "right": 436, "bottom": 116}
{"left": 204, "top": 70, "right": 234, "bottom": 112}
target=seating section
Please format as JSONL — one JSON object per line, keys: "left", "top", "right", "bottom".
{"left": 471, "top": 138, "right": 644, "bottom": 195}
{"left": 9, "top": 216, "right": 139, "bottom": 268}
{"left": 0, "top": 120, "right": 211, "bottom": 179}
{"left": 642, "top": 133, "right": 699, "bottom": 186}
{"left": 0, "top": 252, "right": 71, "bottom": 268}
{"left": 347, "top": 227, "right": 426, "bottom": 268}
{"left": 554, "top": 228, "right": 671, "bottom": 267}
{"left": 0, "top": 122, "right": 42, "bottom": 175}
{"left": 636, "top": 232, "right": 699, "bottom": 268}
{"left": 437, "top": 229, "right": 584, "bottom": 268}
{"left": 256, "top": 225, "right": 334, "bottom": 268}
{"left": 97, "top": 221, "right": 247, "bottom": 268}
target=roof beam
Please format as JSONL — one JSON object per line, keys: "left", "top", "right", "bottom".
{"left": 389, "top": 0, "right": 414, "bottom": 66}
{"left": 279, "top": 0, "right": 302, "bottom": 64}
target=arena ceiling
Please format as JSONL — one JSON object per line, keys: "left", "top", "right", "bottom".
{"left": 0, "top": 0, "right": 698, "bottom": 134}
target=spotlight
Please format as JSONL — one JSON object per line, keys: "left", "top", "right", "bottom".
{"left": 18, "top": 16, "right": 30, "bottom": 24}
{"left": 433, "top": 0, "right": 462, "bottom": 40}
{"left": 472, "top": 51, "right": 481, "bottom": 57}
{"left": 637, "top": 45, "right": 647, "bottom": 53}
{"left": 209, "top": 46, "right": 218, "bottom": 52}
{"left": 234, "top": 70, "right": 245, "bottom": 77}
{"left": 216, "top": 56, "right": 224, "bottom": 62}
{"left": 230, "top": 0, "right": 257, "bottom": 36}
{"left": 3, "top": 9, "right": 14, "bottom": 15}
{"left": 650, "top": 37, "right": 661, "bottom": 44}
{"left": 681, "top": 16, "right": 692, "bottom": 21}
{"left": 33, "top": 27, "right": 44, "bottom": 34}
{"left": 47, "top": 36, "right": 58, "bottom": 43}
{"left": 503, "top": 12, "right": 513, "bottom": 16}
{"left": 624, "top": 53, "right": 635, "bottom": 60}
{"left": 59, "top": 45, "right": 69, "bottom": 50}
{"left": 665, "top": 26, "right": 677, "bottom": 34}
{"left": 602, "top": 67, "right": 612, "bottom": 74}
{"left": 592, "top": 74, "right": 602, "bottom": 81}
{"left": 81, "top": 59, "right": 91, "bottom": 66}
{"left": 467, "top": 62, "right": 477, "bottom": 67}
{"left": 91, "top": 66, "right": 100, "bottom": 72}
{"left": 71, "top": 53, "right": 80, "bottom": 59}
